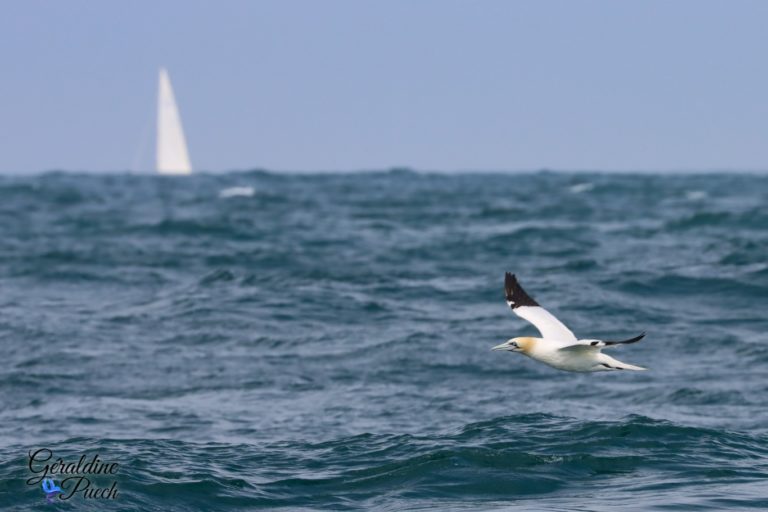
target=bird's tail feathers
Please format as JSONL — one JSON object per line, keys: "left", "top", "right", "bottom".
{"left": 612, "top": 361, "right": 647, "bottom": 371}
{"left": 599, "top": 353, "right": 647, "bottom": 371}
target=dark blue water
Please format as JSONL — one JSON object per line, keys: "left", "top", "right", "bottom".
{"left": 1, "top": 171, "right": 767, "bottom": 510}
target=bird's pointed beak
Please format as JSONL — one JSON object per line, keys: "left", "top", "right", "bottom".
{"left": 491, "top": 341, "right": 510, "bottom": 351}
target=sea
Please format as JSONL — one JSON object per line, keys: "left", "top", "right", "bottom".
{"left": 0, "top": 170, "right": 766, "bottom": 511}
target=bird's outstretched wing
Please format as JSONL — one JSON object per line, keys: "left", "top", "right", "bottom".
{"left": 505, "top": 273, "right": 577, "bottom": 342}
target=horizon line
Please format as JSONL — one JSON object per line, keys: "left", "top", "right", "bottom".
{"left": 4, "top": 166, "right": 768, "bottom": 176}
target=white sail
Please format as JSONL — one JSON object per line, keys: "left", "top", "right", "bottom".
{"left": 156, "top": 68, "right": 192, "bottom": 175}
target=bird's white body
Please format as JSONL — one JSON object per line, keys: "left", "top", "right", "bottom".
{"left": 494, "top": 273, "right": 647, "bottom": 373}
{"left": 506, "top": 337, "right": 646, "bottom": 373}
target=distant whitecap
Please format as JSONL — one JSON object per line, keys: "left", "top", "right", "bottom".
{"left": 568, "top": 183, "right": 594, "bottom": 194}
{"left": 685, "top": 190, "right": 708, "bottom": 200}
{"left": 219, "top": 186, "right": 256, "bottom": 198}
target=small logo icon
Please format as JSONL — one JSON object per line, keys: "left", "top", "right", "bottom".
{"left": 41, "top": 478, "right": 61, "bottom": 503}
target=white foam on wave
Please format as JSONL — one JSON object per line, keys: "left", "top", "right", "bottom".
{"left": 685, "top": 190, "right": 708, "bottom": 200}
{"left": 219, "top": 186, "right": 256, "bottom": 198}
{"left": 568, "top": 183, "right": 594, "bottom": 194}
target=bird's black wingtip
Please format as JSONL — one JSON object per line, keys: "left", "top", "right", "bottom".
{"left": 503, "top": 272, "right": 538, "bottom": 307}
{"left": 504, "top": 272, "right": 515, "bottom": 299}
{"left": 605, "top": 332, "right": 646, "bottom": 345}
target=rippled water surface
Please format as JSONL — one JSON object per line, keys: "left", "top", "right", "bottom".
{"left": 0, "top": 171, "right": 767, "bottom": 510}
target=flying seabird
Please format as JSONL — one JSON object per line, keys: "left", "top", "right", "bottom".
{"left": 492, "top": 273, "right": 646, "bottom": 372}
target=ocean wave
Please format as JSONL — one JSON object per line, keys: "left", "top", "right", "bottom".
{"left": 3, "top": 416, "right": 765, "bottom": 510}
{"left": 666, "top": 209, "right": 768, "bottom": 230}
{"left": 614, "top": 274, "right": 768, "bottom": 299}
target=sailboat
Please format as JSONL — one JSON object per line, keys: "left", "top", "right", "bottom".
{"left": 156, "top": 68, "right": 192, "bottom": 175}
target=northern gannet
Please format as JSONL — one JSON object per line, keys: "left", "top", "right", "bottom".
{"left": 492, "top": 273, "right": 646, "bottom": 372}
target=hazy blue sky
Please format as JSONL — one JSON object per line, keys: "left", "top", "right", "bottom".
{"left": 1, "top": 1, "right": 766, "bottom": 173}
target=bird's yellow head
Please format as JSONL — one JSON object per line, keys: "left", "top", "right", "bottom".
{"left": 491, "top": 336, "right": 536, "bottom": 353}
